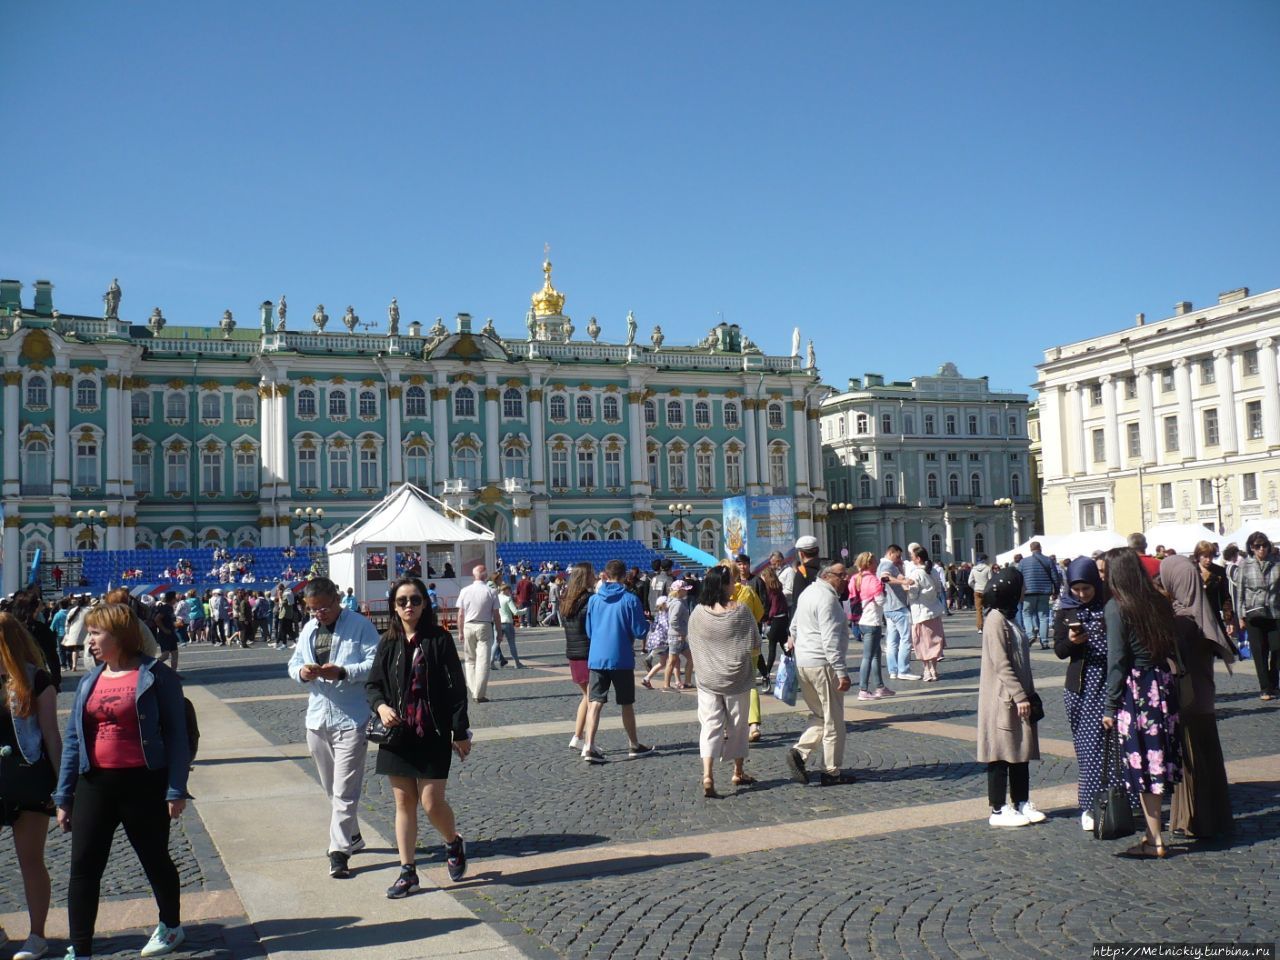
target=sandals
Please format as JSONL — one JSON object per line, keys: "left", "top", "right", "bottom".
{"left": 640, "top": 678, "right": 653, "bottom": 690}
{"left": 731, "top": 773, "right": 757, "bottom": 786}
{"left": 1122, "top": 839, "right": 1167, "bottom": 859}
{"left": 703, "top": 778, "right": 720, "bottom": 799}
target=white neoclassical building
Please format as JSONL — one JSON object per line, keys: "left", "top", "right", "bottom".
{"left": 1035, "top": 285, "right": 1280, "bottom": 537}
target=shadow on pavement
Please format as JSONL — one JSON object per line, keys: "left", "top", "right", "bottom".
{"left": 252, "top": 915, "right": 479, "bottom": 952}
{"left": 454, "top": 850, "right": 712, "bottom": 888}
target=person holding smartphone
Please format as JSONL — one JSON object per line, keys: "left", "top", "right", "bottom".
{"left": 1052, "top": 557, "right": 1110, "bottom": 831}
{"left": 366, "top": 576, "right": 472, "bottom": 898}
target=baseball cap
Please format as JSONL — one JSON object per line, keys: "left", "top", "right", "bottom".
{"left": 795, "top": 535, "right": 819, "bottom": 552}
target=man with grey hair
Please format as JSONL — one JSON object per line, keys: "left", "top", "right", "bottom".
{"left": 456, "top": 564, "right": 500, "bottom": 702}
{"left": 287, "top": 576, "right": 381, "bottom": 878}
{"left": 785, "top": 561, "right": 855, "bottom": 786}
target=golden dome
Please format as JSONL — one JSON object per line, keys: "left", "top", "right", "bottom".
{"left": 531, "top": 259, "right": 566, "bottom": 317}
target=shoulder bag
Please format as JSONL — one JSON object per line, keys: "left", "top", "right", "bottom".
{"left": 365, "top": 643, "right": 408, "bottom": 748}
{"left": 1092, "top": 728, "right": 1136, "bottom": 840}
{"left": 1003, "top": 630, "right": 1045, "bottom": 724}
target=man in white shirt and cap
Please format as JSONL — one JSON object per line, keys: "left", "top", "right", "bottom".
{"left": 456, "top": 564, "right": 500, "bottom": 702}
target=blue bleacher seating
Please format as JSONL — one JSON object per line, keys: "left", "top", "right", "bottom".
{"left": 64, "top": 546, "right": 325, "bottom": 595}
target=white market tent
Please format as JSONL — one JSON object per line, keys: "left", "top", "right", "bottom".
{"left": 1221, "top": 518, "right": 1280, "bottom": 547}
{"left": 1141, "top": 522, "right": 1224, "bottom": 555}
{"left": 326, "top": 484, "right": 495, "bottom": 605}
{"left": 995, "top": 531, "right": 1127, "bottom": 566}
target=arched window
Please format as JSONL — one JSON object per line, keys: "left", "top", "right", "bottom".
{"left": 858, "top": 475, "right": 872, "bottom": 501}
{"left": 644, "top": 400, "right": 657, "bottom": 426}
{"left": 967, "top": 414, "right": 978, "bottom": 435}
{"left": 974, "top": 531, "right": 986, "bottom": 556}
{"left": 608, "top": 528, "right": 626, "bottom": 542}
{"left": 453, "top": 446, "right": 479, "bottom": 483}
{"left": 948, "top": 473, "right": 960, "bottom": 497}
{"left": 233, "top": 449, "right": 256, "bottom": 494}
{"left": 25, "top": 375, "right": 48, "bottom": 408}
{"left": 75, "top": 436, "right": 99, "bottom": 487}
{"left": 502, "top": 445, "right": 527, "bottom": 480}
{"left": 358, "top": 391, "right": 377, "bottom": 418}
{"left": 603, "top": 446, "right": 622, "bottom": 488}
{"left": 502, "top": 388, "right": 524, "bottom": 419}
{"left": 723, "top": 401, "right": 740, "bottom": 429}
{"left": 930, "top": 533, "right": 942, "bottom": 558}
{"left": 926, "top": 473, "right": 939, "bottom": 499}
{"left": 602, "top": 395, "right": 620, "bottom": 422}
{"left": 296, "top": 389, "right": 317, "bottom": 418}
{"left": 945, "top": 414, "right": 957, "bottom": 435}
{"left": 200, "top": 447, "right": 223, "bottom": 495}
{"left": 970, "top": 472, "right": 982, "bottom": 498}
{"left": 76, "top": 378, "right": 98, "bottom": 409}
{"left": 405, "top": 444, "right": 430, "bottom": 487}
{"left": 549, "top": 394, "right": 567, "bottom": 422}
{"left": 924, "top": 413, "right": 936, "bottom": 435}
{"left": 329, "top": 389, "right": 348, "bottom": 419}
{"left": 767, "top": 402, "right": 784, "bottom": 429}
{"left": 201, "top": 392, "right": 221, "bottom": 421}
{"left": 549, "top": 447, "right": 569, "bottom": 490}
{"left": 699, "top": 528, "right": 717, "bottom": 554}
{"left": 768, "top": 444, "right": 788, "bottom": 489}
{"left": 724, "top": 449, "right": 743, "bottom": 492}
{"left": 454, "top": 387, "right": 476, "bottom": 418}
{"left": 166, "top": 449, "right": 189, "bottom": 495}
{"left": 694, "top": 401, "right": 711, "bottom": 428}
{"left": 903, "top": 413, "right": 915, "bottom": 435}
{"left": 581, "top": 530, "right": 598, "bottom": 541}
{"left": 855, "top": 413, "right": 868, "bottom": 434}
{"left": 166, "top": 392, "right": 188, "bottom": 422}
{"left": 23, "top": 438, "right": 51, "bottom": 492}
{"left": 666, "top": 400, "right": 683, "bottom": 426}
{"left": 132, "top": 391, "right": 150, "bottom": 421}
{"left": 296, "top": 444, "right": 318, "bottom": 489}
{"left": 405, "top": 386, "right": 427, "bottom": 417}
{"left": 234, "top": 394, "right": 255, "bottom": 421}
{"left": 883, "top": 473, "right": 896, "bottom": 499}
{"left": 576, "top": 395, "right": 593, "bottom": 422}
{"left": 553, "top": 528, "right": 572, "bottom": 543}
{"left": 696, "top": 447, "right": 714, "bottom": 490}
{"left": 668, "top": 447, "right": 687, "bottom": 489}
{"left": 1011, "top": 474, "right": 1022, "bottom": 497}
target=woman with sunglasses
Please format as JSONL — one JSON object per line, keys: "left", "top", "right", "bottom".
{"left": 1232, "top": 531, "right": 1280, "bottom": 699}
{"left": 366, "top": 577, "right": 471, "bottom": 899}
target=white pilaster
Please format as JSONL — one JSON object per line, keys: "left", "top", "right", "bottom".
{"left": 2, "top": 373, "right": 19, "bottom": 495}
{"left": 1259, "top": 337, "right": 1280, "bottom": 448}
{"left": 1173, "top": 358, "right": 1195, "bottom": 461}
{"left": 2, "top": 518, "right": 19, "bottom": 596}
{"left": 53, "top": 516, "right": 69, "bottom": 559}
{"left": 1065, "top": 383, "right": 1085, "bottom": 475}
{"left": 626, "top": 388, "right": 646, "bottom": 497}
{"left": 483, "top": 373, "right": 500, "bottom": 485}
{"left": 432, "top": 377, "right": 449, "bottom": 490}
{"left": 1135, "top": 366, "right": 1155, "bottom": 464}
{"left": 53, "top": 367, "right": 70, "bottom": 496}
{"left": 791, "top": 398, "right": 809, "bottom": 491}
{"left": 104, "top": 370, "right": 122, "bottom": 497}
{"left": 756, "top": 399, "right": 770, "bottom": 487}
{"left": 1213, "top": 348, "right": 1238, "bottom": 454}
{"left": 1100, "top": 374, "right": 1119, "bottom": 469}
{"left": 529, "top": 380, "right": 546, "bottom": 490}
{"left": 275, "top": 384, "right": 290, "bottom": 498}
{"left": 118, "top": 373, "right": 134, "bottom": 501}
{"left": 742, "top": 400, "right": 760, "bottom": 491}
{"left": 1038, "top": 385, "right": 1063, "bottom": 481}
{"left": 806, "top": 407, "right": 823, "bottom": 496}
{"left": 385, "top": 371, "right": 403, "bottom": 487}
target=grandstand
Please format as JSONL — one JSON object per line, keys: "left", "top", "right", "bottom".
{"left": 64, "top": 546, "right": 326, "bottom": 596}
{"left": 494, "top": 540, "right": 706, "bottom": 576}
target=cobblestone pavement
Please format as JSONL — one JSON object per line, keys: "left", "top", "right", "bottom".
{"left": 8, "top": 616, "right": 1274, "bottom": 959}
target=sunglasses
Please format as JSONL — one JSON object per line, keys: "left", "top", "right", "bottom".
{"left": 395, "top": 595, "right": 425, "bottom": 608}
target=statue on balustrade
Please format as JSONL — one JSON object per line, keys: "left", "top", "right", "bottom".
{"left": 387, "top": 298, "right": 400, "bottom": 336}
{"left": 480, "top": 317, "right": 497, "bottom": 339}
{"left": 277, "top": 295, "right": 288, "bottom": 331}
{"left": 525, "top": 308, "right": 537, "bottom": 341}
{"left": 625, "top": 310, "right": 637, "bottom": 346}
{"left": 103, "top": 278, "right": 122, "bottom": 320}
{"left": 427, "top": 317, "right": 448, "bottom": 346}
{"left": 806, "top": 339, "right": 817, "bottom": 371}
{"left": 563, "top": 319, "right": 574, "bottom": 342}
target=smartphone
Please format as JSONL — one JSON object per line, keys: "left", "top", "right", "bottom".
{"left": 1066, "top": 621, "right": 1082, "bottom": 632}
{"left": 880, "top": 576, "right": 890, "bottom": 584}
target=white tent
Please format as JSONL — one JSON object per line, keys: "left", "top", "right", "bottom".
{"left": 1141, "top": 522, "right": 1223, "bottom": 555}
{"left": 995, "top": 530, "right": 1127, "bottom": 566}
{"left": 326, "top": 484, "right": 495, "bottom": 605}
{"left": 1221, "top": 518, "right": 1280, "bottom": 547}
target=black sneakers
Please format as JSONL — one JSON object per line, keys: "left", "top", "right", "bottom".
{"left": 627, "top": 743, "right": 657, "bottom": 758}
{"left": 386, "top": 865, "right": 420, "bottom": 899}
{"left": 786, "top": 748, "right": 809, "bottom": 784}
{"left": 820, "top": 770, "right": 857, "bottom": 786}
{"left": 446, "top": 836, "right": 467, "bottom": 882}
{"left": 328, "top": 851, "right": 351, "bottom": 879}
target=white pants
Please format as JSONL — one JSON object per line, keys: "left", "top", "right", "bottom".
{"left": 696, "top": 688, "right": 749, "bottom": 761}
{"left": 306, "top": 725, "right": 368, "bottom": 855}
{"left": 462, "top": 622, "right": 494, "bottom": 700}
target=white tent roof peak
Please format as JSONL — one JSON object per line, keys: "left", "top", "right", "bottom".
{"left": 327, "top": 484, "right": 494, "bottom": 554}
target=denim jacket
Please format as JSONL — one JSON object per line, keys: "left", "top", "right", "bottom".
{"left": 287, "top": 609, "right": 380, "bottom": 732}
{"left": 54, "top": 656, "right": 191, "bottom": 807}
{"left": 8, "top": 664, "right": 45, "bottom": 765}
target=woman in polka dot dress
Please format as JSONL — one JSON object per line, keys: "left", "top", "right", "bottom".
{"left": 1052, "top": 557, "right": 1109, "bottom": 831}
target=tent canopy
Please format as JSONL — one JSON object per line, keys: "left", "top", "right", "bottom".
{"left": 995, "top": 531, "right": 1127, "bottom": 566}
{"left": 1141, "top": 522, "right": 1222, "bottom": 555}
{"left": 327, "top": 484, "right": 494, "bottom": 554}
{"left": 1221, "top": 518, "right": 1280, "bottom": 547}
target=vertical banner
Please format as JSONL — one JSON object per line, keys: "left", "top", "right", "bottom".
{"left": 723, "top": 496, "right": 795, "bottom": 569}
{"left": 722, "top": 496, "right": 747, "bottom": 560}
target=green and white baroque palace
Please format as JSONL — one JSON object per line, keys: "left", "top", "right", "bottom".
{"left": 0, "top": 264, "right": 827, "bottom": 594}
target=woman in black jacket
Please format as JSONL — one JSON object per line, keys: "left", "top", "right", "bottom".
{"left": 560, "top": 562, "right": 596, "bottom": 754}
{"left": 366, "top": 576, "right": 471, "bottom": 898}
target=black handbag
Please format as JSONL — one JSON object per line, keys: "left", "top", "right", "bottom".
{"left": 0, "top": 745, "right": 56, "bottom": 809}
{"left": 1092, "top": 728, "right": 1136, "bottom": 840}
{"left": 364, "top": 712, "right": 404, "bottom": 748}
{"left": 1026, "top": 691, "right": 1045, "bottom": 725}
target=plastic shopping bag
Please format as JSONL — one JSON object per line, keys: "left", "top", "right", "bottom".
{"left": 773, "top": 653, "right": 798, "bottom": 706}
{"left": 1237, "top": 630, "right": 1252, "bottom": 661}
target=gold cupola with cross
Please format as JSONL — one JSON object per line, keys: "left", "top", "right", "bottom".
{"left": 527, "top": 248, "right": 573, "bottom": 342}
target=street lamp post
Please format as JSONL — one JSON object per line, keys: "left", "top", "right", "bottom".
{"left": 294, "top": 506, "right": 325, "bottom": 547}
{"left": 829, "top": 502, "right": 853, "bottom": 557}
{"left": 75, "top": 509, "right": 107, "bottom": 550}
{"left": 1210, "top": 474, "right": 1230, "bottom": 535}
{"left": 993, "top": 498, "right": 1018, "bottom": 552}
{"left": 667, "top": 503, "right": 692, "bottom": 543}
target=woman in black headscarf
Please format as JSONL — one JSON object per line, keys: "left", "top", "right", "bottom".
{"left": 976, "top": 568, "right": 1043, "bottom": 827}
{"left": 1161, "top": 555, "right": 1234, "bottom": 840}
{"left": 1052, "top": 557, "right": 1110, "bottom": 831}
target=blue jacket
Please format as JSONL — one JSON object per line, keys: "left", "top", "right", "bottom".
{"left": 585, "top": 582, "right": 649, "bottom": 670}
{"left": 9, "top": 664, "right": 47, "bottom": 765}
{"left": 1018, "top": 552, "right": 1061, "bottom": 595}
{"left": 54, "top": 656, "right": 191, "bottom": 807}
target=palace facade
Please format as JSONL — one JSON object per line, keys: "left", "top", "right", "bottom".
{"left": 0, "top": 264, "right": 825, "bottom": 594}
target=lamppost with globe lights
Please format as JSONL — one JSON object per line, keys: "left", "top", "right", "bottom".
{"left": 829, "top": 502, "right": 853, "bottom": 558}
{"left": 993, "top": 498, "right": 1019, "bottom": 552}
{"left": 75, "top": 509, "right": 107, "bottom": 550}
{"left": 667, "top": 503, "right": 693, "bottom": 542}
{"left": 295, "top": 506, "right": 325, "bottom": 547}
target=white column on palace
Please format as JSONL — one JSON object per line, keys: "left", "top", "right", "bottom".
{"left": 1213, "top": 348, "right": 1238, "bottom": 454}
{"left": 807, "top": 407, "right": 823, "bottom": 496}
{"left": 1100, "top": 374, "right": 1119, "bottom": 469}
{"left": 1038, "top": 385, "right": 1063, "bottom": 481}
{"left": 104, "top": 370, "right": 122, "bottom": 497}
{"left": 483, "top": 374, "right": 500, "bottom": 485}
{"left": 1258, "top": 337, "right": 1280, "bottom": 447}
{"left": 528, "top": 380, "right": 546, "bottom": 489}
{"left": 259, "top": 381, "right": 275, "bottom": 494}
{"left": 791, "top": 398, "right": 809, "bottom": 491}
{"left": 756, "top": 399, "right": 771, "bottom": 485}
{"left": 2, "top": 522, "right": 19, "bottom": 596}
{"left": 53, "top": 368, "right": 70, "bottom": 496}
{"left": 431, "top": 378, "right": 449, "bottom": 490}
{"left": 1135, "top": 366, "right": 1156, "bottom": 463}
{"left": 742, "top": 399, "right": 760, "bottom": 490}
{"left": 118, "top": 374, "right": 135, "bottom": 501}
{"left": 1109, "top": 374, "right": 1127, "bottom": 465}
{"left": 1173, "top": 358, "right": 1196, "bottom": 460}
{"left": 3, "top": 372, "right": 20, "bottom": 494}
{"left": 1064, "top": 383, "right": 1085, "bottom": 475}
{"left": 626, "top": 389, "right": 645, "bottom": 494}
{"left": 53, "top": 517, "right": 69, "bottom": 559}
{"left": 275, "top": 384, "right": 290, "bottom": 497}
{"left": 386, "top": 378, "right": 403, "bottom": 487}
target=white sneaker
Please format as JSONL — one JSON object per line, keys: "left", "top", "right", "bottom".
{"left": 140, "top": 922, "right": 185, "bottom": 957}
{"left": 1081, "top": 811, "right": 1095, "bottom": 832}
{"left": 14, "top": 934, "right": 48, "bottom": 960}
{"left": 988, "top": 804, "right": 1031, "bottom": 827}
{"left": 1017, "top": 801, "right": 1047, "bottom": 824}
{"left": 898, "top": 672, "right": 922, "bottom": 681}
{"left": 887, "top": 673, "right": 899, "bottom": 680}
{"left": 568, "top": 735, "right": 585, "bottom": 752}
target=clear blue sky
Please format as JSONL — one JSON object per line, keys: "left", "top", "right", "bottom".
{"left": 3, "top": 2, "right": 1277, "bottom": 393}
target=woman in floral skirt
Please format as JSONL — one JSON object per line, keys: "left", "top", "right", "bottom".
{"left": 1100, "top": 547, "right": 1184, "bottom": 858}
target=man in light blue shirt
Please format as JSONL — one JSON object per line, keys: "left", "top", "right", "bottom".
{"left": 877, "top": 545, "right": 917, "bottom": 681}
{"left": 340, "top": 587, "right": 358, "bottom": 612}
{"left": 287, "top": 577, "right": 380, "bottom": 879}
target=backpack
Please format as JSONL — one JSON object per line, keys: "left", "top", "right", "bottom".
{"left": 183, "top": 697, "right": 200, "bottom": 766}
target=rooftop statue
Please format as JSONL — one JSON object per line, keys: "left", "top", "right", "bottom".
{"left": 342, "top": 306, "right": 359, "bottom": 333}
{"left": 313, "top": 305, "right": 328, "bottom": 332}
{"left": 741, "top": 334, "right": 760, "bottom": 354}
{"left": 277, "top": 295, "right": 287, "bottom": 331}
{"left": 387, "top": 298, "right": 400, "bottom": 336}
{"left": 806, "top": 339, "right": 817, "bottom": 371}
{"left": 525, "top": 308, "right": 537, "bottom": 341}
{"left": 791, "top": 327, "right": 801, "bottom": 357}
{"left": 625, "top": 310, "right": 637, "bottom": 346}
{"left": 427, "top": 317, "right": 448, "bottom": 348}
{"left": 586, "top": 316, "right": 600, "bottom": 342}
{"left": 220, "top": 309, "right": 236, "bottom": 339}
{"left": 480, "top": 317, "right": 497, "bottom": 339}
{"left": 650, "top": 325, "right": 664, "bottom": 350}
{"left": 103, "top": 278, "right": 122, "bottom": 320}
{"left": 563, "top": 319, "right": 574, "bottom": 342}
{"left": 148, "top": 307, "right": 165, "bottom": 335}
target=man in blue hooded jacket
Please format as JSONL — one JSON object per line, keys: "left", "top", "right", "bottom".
{"left": 580, "top": 559, "right": 658, "bottom": 763}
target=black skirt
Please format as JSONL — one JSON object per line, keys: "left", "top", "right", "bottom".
{"left": 375, "top": 728, "right": 453, "bottom": 781}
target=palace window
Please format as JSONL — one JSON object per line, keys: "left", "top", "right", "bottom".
{"left": 970, "top": 473, "right": 982, "bottom": 498}
{"left": 234, "top": 451, "right": 256, "bottom": 494}
{"left": 166, "top": 392, "right": 188, "bottom": 422}
{"left": 768, "top": 445, "right": 787, "bottom": 490}
{"left": 1092, "top": 429, "right": 1105, "bottom": 463}
{"left": 1199, "top": 478, "right": 1214, "bottom": 505}
{"left": 1160, "top": 367, "right": 1175, "bottom": 393}
{"left": 297, "top": 447, "right": 318, "bottom": 489}
{"left": 604, "top": 448, "right": 622, "bottom": 488}
{"left": 577, "top": 447, "right": 596, "bottom": 488}
{"left": 549, "top": 394, "right": 568, "bottom": 422}
{"left": 296, "top": 389, "right": 317, "bottom": 418}
{"left": 329, "top": 390, "right": 348, "bottom": 420}
{"left": 1244, "top": 348, "right": 1259, "bottom": 375}
{"left": 358, "top": 391, "right": 377, "bottom": 418}
{"left": 576, "top": 395, "right": 593, "bottom": 423}
{"left": 668, "top": 449, "right": 687, "bottom": 490}
{"left": 132, "top": 450, "right": 152, "bottom": 496}
{"left": 723, "top": 402, "right": 740, "bottom": 429}
{"left": 454, "top": 387, "right": 476, "bottom": 419}
{"left": 201, "top": 392, "right": 221, "bottom": 421}
{"left": 988, "top": 414, "right": 999, "bottom": 435}
{"left": 768, "top": 403, "right": 784, "bottom": 430}
{"left": 1200, "top": 359, "right": 1215, "bottom": 384}
{"left": 666, "top": 400, "right": 684, "bottom": 427}
{"left": 694, "top": 401, "right": 711, "bottom": 428}
{"left": 644, "top": 399, "right": 657, "bottom": 426}
{"left": 75, "top": 438, "right": 98, "bottom": 488}
{"left": 1246, "top": 400, "right": 1263, "bottom": 440}
{"left": 405, "top": 445, "right": 430, "bottom": 487}
{"left": 1163, "top": 415, "right": 1179, "bottom": 453}
{"left": 234, "top": 395, "right": 255, "bottom": 422}
{"left": 856, "top": 413, "right": 869, "bottom": 434}
{"left": 23, "top": 438, "right": 50, "bottom": 492}
{"left": 725, "top": 450, "right": 742, "bottom": 492}
{"left": 201, "top": 449, "right": 223, "bottom": 495}
{"left": 924, "top": 413, "right": 936, "bottom": 435}
{"left": 648, "top": 450, "right": 660, "bottom": 490}
{"left": 1159, "top": 482, "right": 1174, "bottom": 510}
{"left": 76, "top": 378, "right": 98, "bottom": 409}
{"left": 1010, "top": 473, "right": 1022, "bottom": 497}
{"left": 1203, "top": 408, "right": 1219, "bottom": 447}
{"left": 881, "top": 413, "right": 893, "bottom": 434}
{"left": 1242, "top": 472, "right": 1258, "bottom": 501}
{"left": 359, "top": 448, "right": 380, "bottom": 489}
{"left": 502, "top": 446, "right": 527, "bottom": 480}
{"left": 1079, "top": 498, "right": 1107, "bottom": 531}
{"left": 858, "top": 475, "right": 872, "bottom": 500}
{"left": 602, "top": 395, "right": 620, "bottom": 422}
{"left": 452, "top": 447, "right": 479, "bottom": 484}
{"left": 405, "top": 386, "right": 427, "bottom": 417}
{"left": 166, "top": 451, "right": 188, "bottom": 495}
{"left": 926, "top": 473, "right": 939, "bottom": 499}
{"left": 132, "top": 391, "right": 150, "bottom": 421}
{"left": 549, "top": 448, "right": 569, "bottom": 490}
{"left": 1007, "top": 414, "right": 1018, "bottom": 435}
{"left": 1089, "top": 384, "right": 1103, "bottom": 406}
{"left": 903, "top": 413, "right": 915, "bottom": 435}
{"left": 883, "top": 473, "right": 896, "bottom": 499}
{"left": 948, "top": 474, "right": 960, "bottom": 497}
{"left": 967, "top": 414, "right": 978, "bottom": 435}
{"left": 696, "top": 449, "right": 714, "bottom": 490}
{"left": 503, "top": 388, "right": 524, "bottom": 419}
{"left": 329, "top": 446, "right": 351, "bottom": 489}
{"left": 26, "top": 375, "right": 48, "bottom": 408}
{"left": 945, "top": 414, "right": 957, "bottom": 435}
{"left": 1126, "top": 422, "right": 1141, "bottom": 458}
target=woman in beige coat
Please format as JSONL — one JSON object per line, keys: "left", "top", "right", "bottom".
{"left": 977, "top": 567, "right": 1044, "bottom": 827}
